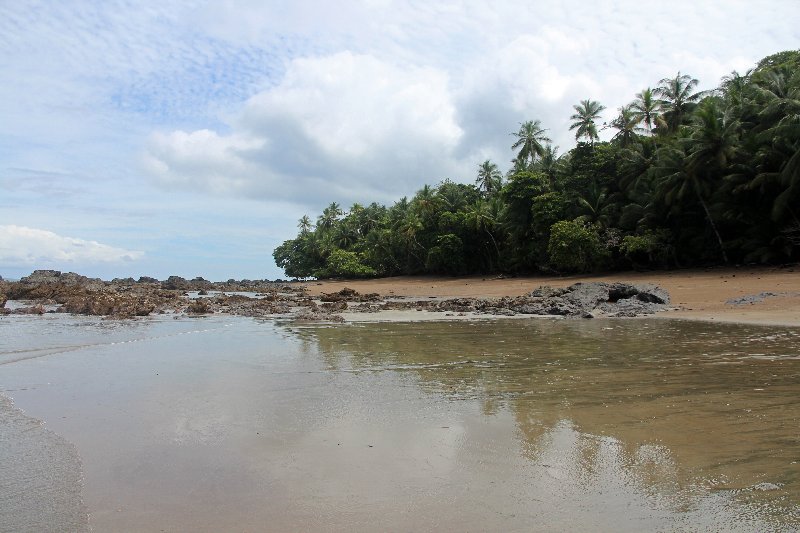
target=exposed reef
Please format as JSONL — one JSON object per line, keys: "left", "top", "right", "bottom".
{"left": 1, "top": 270, "right": 670, "bottom": 321}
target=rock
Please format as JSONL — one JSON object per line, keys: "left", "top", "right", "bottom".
{"left": 14, "top": 304, "right": 45, "bottom": 315}
{"left": 320, "top": 287, "right": 358, "bottom": 302}
{"left": 20, "top": 270, "right": 93, "bottom": 285}
{"left": 751, "top": 482, "right": 782, "bottom": 492}
{"left": 60, "top": 292, "right": 157, "bottom": 318}
{"left": 162, "top": 276, "right": 188, "bottom": 290}
{"left": 137, "top": 276, "right": 159, "bottom": 284}
{"left": 187, "top": 299, "right": 211, "bottom": 314}
{"left": 0, "top": 292, "right": 6, "bottom": 308}
{"left": 320, "top": 288, "right": 380, "bottom": 302}
{"left": 320, "top": 301, "right": 348, "bottom": 312}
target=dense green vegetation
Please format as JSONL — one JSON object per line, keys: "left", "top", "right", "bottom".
{"left": 274, "top": 51, "right": 800, "bottom": 279}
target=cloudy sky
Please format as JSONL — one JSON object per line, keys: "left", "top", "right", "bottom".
{"left": 1, "top": 1, "right": 798, "bottom": 280}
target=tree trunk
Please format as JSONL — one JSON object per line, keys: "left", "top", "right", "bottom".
{"left": 697, "top": 193, "right": 729, "bottom": 264}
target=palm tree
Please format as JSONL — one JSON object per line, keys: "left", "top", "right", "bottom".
{"left": 569, "top": 99, "right": 605, "bottom": 144}
{"left": 686, "top": 99, "right": 741, "bottom": 176}
{"left": 655, "top": 72, "right": 705, "bottom": 133}
{"left": 631, "top": 88, "right": 662, "bottom": 134}
{"left": 476, "top": 160, "right": 503, "bottom": 197}
{"left": 465, "top": 199, "right": 502, "bottom": 264}
{"left": 576, "top": 182, "right": 617, "bottom": 228}
{"left": 654, "top": 145, "right": 729, "bottom": 263}
{"left": 533, "top": 144, "right": 561, "bottom": 190}
{"left": 297, "top": 215, "right": 313, "bottom": 235}
{"left": 317, "top": 202, "right": 343, "bottom": 232}
{"left": 511, "top": 120, "right": 551, "bottom": 166}
{"left": 412, "top": 184, "right": 438, "bottom": 218}
{"left": 608, "top": 105, "right": 641, "bottom": 147}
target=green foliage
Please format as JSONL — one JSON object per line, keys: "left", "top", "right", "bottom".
{"left": 547, "top": 220, "right": 607, "bottom": 272}
{"left": 273, "top": 51, "right": 800, "bottom": 278}
{"left": 425, "top": 234, "right": 466, "bottom": 275}
{"left": 620, "top": 231, "right": 671, "bottom": 268}
{"left": 314, "top": 249, "right": 377, "bottom": 279}
{"left": 273, "top": 235, "right": 323, "bottom": 279}
{"left": 531, "top": 192, "right": 570, "bottom": 236}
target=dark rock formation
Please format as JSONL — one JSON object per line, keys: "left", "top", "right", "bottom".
{"left": 320, "top": 288, "right": 380, "bottom": 302}
{"left": 162, "top": 276, "right": 188, "bottom": 290}
{"left": 352, "top": 282, "right": 670, "bottom": 319}
{"left": 187, "top": 299, "right": 211, "bottom": 314}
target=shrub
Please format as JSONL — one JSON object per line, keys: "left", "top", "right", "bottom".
{"left": 620, "top": 230, "right": 671, "bottom": 268}
{"left": 425, "top": 233, "right": 465, "bottom": 275}
{"left": 547, "top": 220, "right": 607, "bottom": 272}
{"left": 314, "top": 249, "right": 377, "bottom": 279}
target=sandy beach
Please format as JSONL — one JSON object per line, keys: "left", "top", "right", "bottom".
{"left": 304, "top": 265, "right": 800, "bottom": 327}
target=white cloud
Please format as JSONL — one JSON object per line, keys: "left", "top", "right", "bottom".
{"left": 0, "top": 225, "right": 143, "bottom": 266}
{"left": 144, "top": 52, "right": 465, "bottom": 206}
{"left": 144, "top": 129, "right": 264, "bottom": 195}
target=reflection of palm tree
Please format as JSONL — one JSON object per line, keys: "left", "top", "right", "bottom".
{"left": 570, "top": 99, "right": 605, "bottom": 144}
{"left": 655, "top": 72, "right": 705, "bottom": 133}
{"left": 511, "top": 120, "right": 551, "bottom": 166}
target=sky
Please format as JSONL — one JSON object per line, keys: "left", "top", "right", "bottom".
{"left": 1, "top": 1, "right": 798, "bottom": 281}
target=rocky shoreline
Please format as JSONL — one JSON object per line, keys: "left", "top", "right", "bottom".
{"left": 1, "top": 270, "right": 673, "bottom": 321}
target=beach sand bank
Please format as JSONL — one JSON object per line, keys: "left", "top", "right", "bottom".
{"left": 303, "top": 265, "right": 800, "bottom": 327}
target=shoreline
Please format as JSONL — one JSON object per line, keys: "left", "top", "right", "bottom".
{"left": 302, "top": 265, "right": 800, "bottom": 327}
{"left": 2, "top": 265, "right": 798, "bottom": 327}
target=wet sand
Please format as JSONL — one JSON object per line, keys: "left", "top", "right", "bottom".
{"left": 303, "top": 266, "right": 800, "bottom": 326}
{"left": 2, "top": 312, "right": 799, "bottom": 531}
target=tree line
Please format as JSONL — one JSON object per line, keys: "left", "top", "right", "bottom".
{"left": 274, "top": 51, "right": 800, "bottom": 279}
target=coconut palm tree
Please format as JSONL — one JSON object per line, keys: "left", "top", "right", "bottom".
{"left": 686, "top": 99, "right": 741, "bottom": 177}
{"left": 533, "top": 144, "right": 561, "bottom": 190}
{"left": 297, "top": 215, "right": 313, "bottom": 235}
{"left": 476, "top": 160, "right": 503, "bottom": 197}
{"left": 569, "top": 99, "right": 605, "bottom": 144}
{"left": 511, "top": 120, "right": 551, "bottom": 166}
{"left": 317, "top": 202, "right": 343, "bottom": 232}
{"left": 608, "top": 104, "right": 641, "bottom": 147}
{"left": 631, "top": 88, "right": 662, "bottom": 134}
{"left": 464, "top": 199, "right": 502, "bottom": 265}
{"left": 655, "top": 72, "right": 705, "bottom": 133}
{"left": 654, "top": 145, "right": 729, "bottom": 263}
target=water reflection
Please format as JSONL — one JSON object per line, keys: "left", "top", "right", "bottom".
{"left": 291, "top": 318, "right": 800, "bottom": 525}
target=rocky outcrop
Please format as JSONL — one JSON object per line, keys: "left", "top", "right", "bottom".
{"left": 352, "top": 282, "right": 670, "bottom": 319}
{"left": 57, "top": 289, "right": 177, "bottom": 318}
{"left": 512, "top": 282, "right": 670, "bottom": 317}
{"left": 19, "top": 270, "right": 100, "bottom": 286}
{"left": 320, "top": 288, "right": 380, "bottom": 302}
{"left": 2, "top": 271, "right": 669, "bottom": 322}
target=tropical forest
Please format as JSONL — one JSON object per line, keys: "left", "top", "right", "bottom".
{"left": 274, "top": 51, "right": 800, "bottom": 278}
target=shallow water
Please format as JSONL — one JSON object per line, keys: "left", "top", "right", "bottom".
{"left": 0, "top": 314, "right": 798, "bottom": 531}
